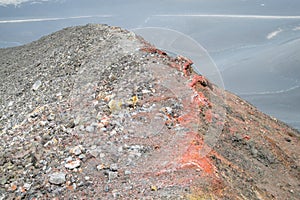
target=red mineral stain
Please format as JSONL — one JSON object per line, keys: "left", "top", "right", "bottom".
{"left": 189, "top": 74, "right": 208, "bottom": 88}
{"left": 191, "top": 90, "right": 211, "bottom": 107}
{"left": 168, "top": 58, "right": 216, "bottom": 176}
{"left": 140, "top": 47, "right": 217, "bottom": 178}
{"left": 177, "top": 112, "right": 198, "bottom": 127}
{"left": 176, "top": 55, "right": 193, "bottom": 76}
{"left": 179, "top": 132, "right": 214, "bottom": 174}
{"left": 173, "top": 70, "right": 216, "bottom": 176}
{"left": 243, "top": 135, "right": 251, "bottom": 140}
{"left": 168, "top": 62, "right": 181, "bottom": 71}
{"left": 140, "top": 47, "right": 167, "bottom": 56}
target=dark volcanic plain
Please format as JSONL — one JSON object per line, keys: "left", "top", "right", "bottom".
{"left": 0, "top": 24, "right": 299, "bottom": 199}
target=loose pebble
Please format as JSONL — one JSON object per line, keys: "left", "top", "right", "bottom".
{"left": 32, "top": 80, "right": 42, "bottom": 91}
{"left": 49, "top": 172, "right": 66, "bottom": 185}
{"left": 65, "top": 160, "right": 81, "bottom": 169}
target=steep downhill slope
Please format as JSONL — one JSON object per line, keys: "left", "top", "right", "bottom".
{"left": 0, "top": 24, "right": 299, "bottom": 199}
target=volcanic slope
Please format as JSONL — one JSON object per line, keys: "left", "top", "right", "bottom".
{"left": 0, "top": 24, "right": 299, "bottom": 199}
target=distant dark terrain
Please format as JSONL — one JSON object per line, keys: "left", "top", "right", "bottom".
{"left": 0, "top": 24, "right": 299, "bottom": 199}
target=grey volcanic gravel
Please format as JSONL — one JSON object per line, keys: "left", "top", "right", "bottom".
{"left": 0, "top": 24, "right": 190, "bottom": 199}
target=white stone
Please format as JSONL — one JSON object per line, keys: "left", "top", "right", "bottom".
{"left": 70, "top": 146, "right": 83, "bottom": 156}
{"left": 86, "top": 126, "right": 94, "bottom": 133}
{"left": 23, "top": 183, "right": 32, "bottom": 190}
{"left": 49, "top": 172, "right": 66, "bottom": 185}
{"left": 32, "top": 80, "right": 42, "bottom": 91}
{"left": 65, "top": 160, "right": 81, "bottom": 169}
